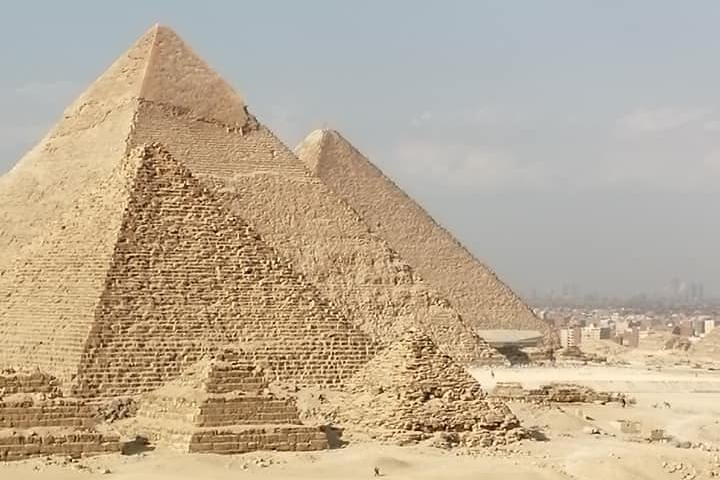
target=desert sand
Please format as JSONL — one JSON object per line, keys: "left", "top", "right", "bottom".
{"left": 2, "top": 361, "right": 719, "bottom": 480}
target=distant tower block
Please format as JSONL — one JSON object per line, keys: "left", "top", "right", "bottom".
{"left": 296, "top": 129, "right": 556, "bottom": 345}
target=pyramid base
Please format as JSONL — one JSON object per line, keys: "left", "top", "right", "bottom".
{"left": 189, "top": 424, "right": 328, "bottom": 454}
{"left": 123, "top": 419, "right": 328, "bottom": 454}
{"left": 0, "top": 427, "right": 120, "bottom": 462}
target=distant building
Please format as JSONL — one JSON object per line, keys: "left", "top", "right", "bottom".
{"left": 705, "top": 319, "right": 718, "bottom": 334}
{"left": 560, "top": 326, "right": 582, "bottom": 349}
{"left": 678, "top": 320, "right": 694, "bottom": 337}
{"left": 623, "top": 328, "right": 640, "bottom": 348}
{"left": 582, "top": 325, "right": 611, "bottom": 341}
{"left": 612, "top": 327, "right": 640, "bottom": 348}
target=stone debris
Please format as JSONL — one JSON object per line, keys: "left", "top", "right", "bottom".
{"left": 325, "top": 331, "right": 528, "bottom": 447}
{"left": 491, "top": 382, "right": 631, "bottom": 405}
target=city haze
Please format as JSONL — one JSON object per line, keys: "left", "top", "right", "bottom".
{"left": 1, "top": 0, "right": 719, "bottom": 298}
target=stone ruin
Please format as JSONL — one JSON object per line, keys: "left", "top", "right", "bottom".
{"left": 0, "top": 24, "right": 545, "bottom": 460}
{"left": 0, "top": 370, "right": 119, "bottom": 461}
{"left": 491, "top": 382, "right": 631, "bottom": 405}
{"left": 324, "top": 331, "right": 527, "bottom": 447}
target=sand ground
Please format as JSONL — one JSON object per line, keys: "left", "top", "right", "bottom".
{"left": 4, "top": 363, "right": 720, "bottom": 480}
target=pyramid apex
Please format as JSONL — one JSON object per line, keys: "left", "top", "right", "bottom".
{"left": 296, "top": 128, "right": 361, "bottom": 174}
{"left": 131, "top": 24, "right": 249, "bottom": 127}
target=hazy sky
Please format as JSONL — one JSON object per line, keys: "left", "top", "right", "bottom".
{"left": 1, "top": 1, "right": 719, "bottom": 298}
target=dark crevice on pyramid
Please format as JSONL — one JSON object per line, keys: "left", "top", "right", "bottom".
{"left": 296, "top": 129, "right": 556, "bottom": 345}
{"left": 123, "top": 348, "right": 328, "bottom": 454}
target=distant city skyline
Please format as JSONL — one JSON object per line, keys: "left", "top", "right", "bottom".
{"left": 527, "top": 276, "right": 714, "bottom": 300}
{"left": 1, "top": 1, "right": 719, "bottom": 297}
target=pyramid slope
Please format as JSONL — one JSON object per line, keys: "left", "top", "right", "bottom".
{"left": 0, "top": 24, "right": 249, "bottom": 278}
{"left": 296, "top": 129, "right": 554, "bottom": 340}
{"left": 73, "top": 144, "right": 375, "bottom": 397}
{"left": 330, "top": 331, "right": 523, "bottom": 444}
{"left": 0, "top": 142, "right": 139, "bottom": 382}
{"left": 0, "top": 26, "right": 154, "bottom": 276}
{"left": 128, "top": 80, "right": 496, "bottom": 365}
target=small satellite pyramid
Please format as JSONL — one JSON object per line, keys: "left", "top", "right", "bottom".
{"left": 328, "top": 330, "right": 525, "bottom": 446}
{"left": 296, "top": 129, "right": 554, "bottom": 343}
{"left": 126, "top": 348, "right": 328, "bottom": 454}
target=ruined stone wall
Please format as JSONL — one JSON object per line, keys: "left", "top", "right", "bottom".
{"left": 0, "top": 431, "right": 119, "bottom": 462}
{"left": 296, "top": 130, "right": 554, "bottom": 340}
{"left": 129, "top": 102, "right": 495, "bottom": 365}
{"left": 491, "top": 382, "right": 627, "bottom": 404}
{"left": 0, "top": 397, "right": 97, "bottom": 429}
{"left": 188, "top": 426, "right": 327, "bottom": 454}
{"left": 197, "top": 397, "right": 301, "bottom": 427}
{"left": 0, "top": 371, "right": 60, "bottom": 396}
{"left": 0, "top": 371, "right": 120, "bottom": 461}
{"left": 73, "top": 146, "right": 375, "bottom": 397}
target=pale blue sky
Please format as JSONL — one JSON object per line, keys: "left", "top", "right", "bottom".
{"left": 1, "top": 1, "right": 719, "bottom": 298}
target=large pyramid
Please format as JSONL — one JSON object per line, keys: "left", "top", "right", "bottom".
{"left": 296, "top": 129, "right": 555, "bottom": 343}
{"left": 0, "top": 140, "right": 376, "bottom": 396}
{"left": 2, "top": 24, "right": 503, "bottom": 366}
{"left": 0, "top": 24, "right": 504, "bottom": 396}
